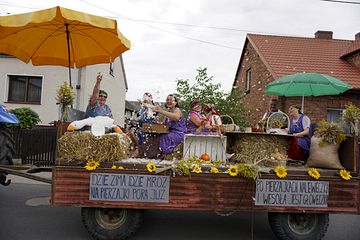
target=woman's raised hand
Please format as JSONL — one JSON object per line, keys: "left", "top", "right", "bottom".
{"left": 151, "top": 104, "right": 162, "bottom": 113}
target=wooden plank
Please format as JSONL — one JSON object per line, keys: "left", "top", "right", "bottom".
{"left": 0, "top": 166, "right": 52, "bottom": 184}
{"left": 51, "top": 166, "right": 360, "bottom": 214}
{"left": 183, "top": 135, "right": 226, "bottom": 160}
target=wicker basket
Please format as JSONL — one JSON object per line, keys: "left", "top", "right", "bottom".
{"left": 142, "top": 123, "right": 169, "bottom": 133}
{"left": 219, "top": 115, "right": 237, "bottom": 133}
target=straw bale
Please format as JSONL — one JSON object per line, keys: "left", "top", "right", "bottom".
{"left": 231, "top": 134, "right": 288, "bottom": 167}
{"left": 57, "top": 131, "right": 130, "bottom": 162}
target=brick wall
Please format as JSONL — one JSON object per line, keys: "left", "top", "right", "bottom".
{"left": 234, "top": 41, "right": 277, "bottom": 126}
{"left": 284, "top": 93, "right": 360, "bottom": 123}
{"left": 234, "top": 41, "right": 360, "bottom": 126}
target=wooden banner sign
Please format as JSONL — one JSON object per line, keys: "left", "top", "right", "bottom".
{"left": 89, "top": 173, "right": 170, "bottom": 203}
{"left": 255, "top": 179, "right": 329, "bottom": 207}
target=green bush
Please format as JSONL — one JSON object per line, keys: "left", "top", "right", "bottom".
{"left": 7, "top": 107, "right": 41, "bottom": 129}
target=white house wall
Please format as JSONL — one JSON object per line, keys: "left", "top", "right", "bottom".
{"left": 0, "top": 57, "right": 73, "bottom": 124}
{"left": 0, "top": 56, "right": 127, "bottom": 126}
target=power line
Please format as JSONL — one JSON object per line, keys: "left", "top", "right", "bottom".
{"left": 320, "top": 0, "right": 360, "bottom": 4}
{"left": 0, "top": 1, "right": 306, "bottom": 47}
{"left": 79, "top": 0, "right": 243, "bottom": 50}
{"left": 0, "top": 2, "right": 39, "bottom": 10}
{"left": 80, "top": 0, "right": 289, "bottom": 36}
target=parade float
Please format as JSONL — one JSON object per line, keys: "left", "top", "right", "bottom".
{"left": 50, "top": 104, "right": 360, "bottom": 240}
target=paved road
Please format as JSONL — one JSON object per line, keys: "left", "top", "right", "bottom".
{"left": 0, "top": 175, "right": 360, "bottom": 240}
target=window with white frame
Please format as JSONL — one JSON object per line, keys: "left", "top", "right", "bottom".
{"left": 8, "top": 75, "right": 42, "bottom": 104}
{"left": 327, "top": 108, "right": 343, "bottom": 123}
{"left": 245, "top": 68, "right": 251, "bottom": 93}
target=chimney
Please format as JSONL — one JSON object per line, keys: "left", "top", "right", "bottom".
{"left": 355, "top": 32, "right": 360, "bottom": 41}
{"left": 315, "top": 30, "right": 333, "bottom": 39}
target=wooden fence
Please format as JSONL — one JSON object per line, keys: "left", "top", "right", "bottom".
{"left": 11, "top": 125, "right": 58, "bottom": 167}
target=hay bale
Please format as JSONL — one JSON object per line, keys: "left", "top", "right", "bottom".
{"left": 58, "top": 131, "right": 130, "bottom": 162}
{"left": 231, "top": 134, "right": 288, "bottom": 167}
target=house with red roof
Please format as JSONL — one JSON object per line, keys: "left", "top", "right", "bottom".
{"left": 233, "top": 30, "right": 360, "bottom": 126}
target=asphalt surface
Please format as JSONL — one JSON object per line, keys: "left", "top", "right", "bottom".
{"left": 0, "top": 173, "right": 360, "bottom": 240}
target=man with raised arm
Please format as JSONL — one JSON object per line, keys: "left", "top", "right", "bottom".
{"left": 85, "top": 73, "right": 113, "bottom": 118}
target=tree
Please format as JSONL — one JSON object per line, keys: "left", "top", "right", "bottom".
{"left": 175, "top": 67, "right": 248, "bottom": 127}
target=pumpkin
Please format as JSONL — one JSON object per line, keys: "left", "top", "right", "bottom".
{"left": 200, "top": 153, "right": 210, "bottom": 161}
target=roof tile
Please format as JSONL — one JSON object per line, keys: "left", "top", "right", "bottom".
{"left": 247, "top": 34, "right": 360, "bottom": 88}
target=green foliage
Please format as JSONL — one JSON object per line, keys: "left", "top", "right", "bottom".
{"left": 237, "top": 164, "right": 258, "bottom": 180}
{"left": 7, "top": 107, "right": 41, "bottom": 129}
{"left": 175, "top": 67, "right": 247, "bottom": 127}
{"left": 343, "top": 102, "right": 360, "bottom": 123}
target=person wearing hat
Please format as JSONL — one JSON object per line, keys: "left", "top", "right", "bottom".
{"left": 85, "top": 73, "right": 113, "bottom": 118}
{"left": 287, "top": 105, "right": 311, "bottom": 161}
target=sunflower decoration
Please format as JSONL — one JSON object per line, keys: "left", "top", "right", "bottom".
{"left": 308, "top": 168, "right": 320, "bottom": 180}
{"left": 118, "top": 166, "right": 125, "bottom": 170}
{"left": 339, "top": 169, "right": 352, "bottom": 181}
{"left": 146, "top": 162, "right": 156, "bottom": 173}
{"left": 228, "top": 165, "right": 239, "bottom": 177}
{"left": 274, "top": 165, "right": 287, "bottom": 179}
{"left": 84, "top": 159, "right": 100, "bottom": 171}
{"left": 111, "top": 165, "right": 117, "bottom": 169}
{"left": 192, "top": 165, "right": 202, "bottom": 174}
{"left": 210, "top": 167, "right": 219, "bottom": 174}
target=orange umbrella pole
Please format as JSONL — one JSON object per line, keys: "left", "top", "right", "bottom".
{"left": 65, "top": 23, "right": 72, "bottom": 88}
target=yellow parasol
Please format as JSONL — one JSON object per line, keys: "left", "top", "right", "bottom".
{"left": 0, "top": 6, "right": 131, "bottom": 86}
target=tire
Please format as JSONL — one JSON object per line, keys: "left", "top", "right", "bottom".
{"left": 81, "top": 207, "right": 143, "bottom": 240}
{"left": 268, "top": 212, "right": 329, "bottom": 240}
{"left": 0, "top": 124, "right": 15, "bottom": 165}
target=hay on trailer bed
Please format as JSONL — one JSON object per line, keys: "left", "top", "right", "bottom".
{"left": 231, "top": 134, "right": 288, "bottom": 167}
{"left": 57, "top": 131, "right": 130, "bottom": 162}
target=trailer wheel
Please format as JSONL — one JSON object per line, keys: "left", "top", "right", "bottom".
{"left": 0, "top": 124, "right": 15, "bottom": 165}
{"left": 268, "top": 212, "right": 329, "bottom": 240}
{"left": 81, "top": 207, "right": 143, "bottom": 240}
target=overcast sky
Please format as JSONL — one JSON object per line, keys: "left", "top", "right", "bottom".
{"left": 1, "top": 0, "right": 359, "bottom": 101}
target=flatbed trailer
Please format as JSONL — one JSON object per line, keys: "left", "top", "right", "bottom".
{"left": 52, "top": 166, "right": 359, "bottom": 214}
{"left": 48, "top": 132, "right": 359, "bottom": 240}
{"left": 1, "top": 130, "right": 358, "bottom": 240}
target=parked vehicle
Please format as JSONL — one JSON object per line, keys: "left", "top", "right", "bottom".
{"left": 0, "top": 105, "right": 18, "bottom": 186}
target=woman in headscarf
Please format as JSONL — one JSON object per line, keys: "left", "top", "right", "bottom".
{"left": 204, "top": 103, "right": 222, "bottom": 133}
{"left": 186, "top": 99, "right": 209, "bottom": 133}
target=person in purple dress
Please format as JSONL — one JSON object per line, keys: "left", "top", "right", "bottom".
{"left": 152, "top": 94, "right": 186, "bottom": 154}
{"left": 186, "top": 99, "right": 209, "bottom": 134}
{"left": 287, "top": 105, "right": 312, "bottom": 161}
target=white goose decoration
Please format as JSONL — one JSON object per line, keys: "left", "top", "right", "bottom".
{"left": 67, "top": 116, "right": 123, "bottom": 137}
